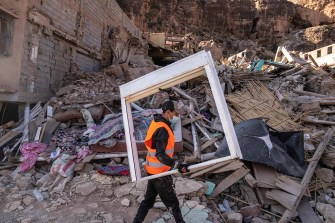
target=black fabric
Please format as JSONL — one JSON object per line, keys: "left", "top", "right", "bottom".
{"left": 151, "top": 114, "right": 175, "bottom": 167}
{"left": 215, "top": 118, "right": 307, "bottom": 178}
{"left": 133, "top": 175, "right": 185, "bottom": 223}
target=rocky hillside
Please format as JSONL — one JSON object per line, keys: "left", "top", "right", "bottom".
{"left": 117, "top": 0, "right": 335, "bottom": 52}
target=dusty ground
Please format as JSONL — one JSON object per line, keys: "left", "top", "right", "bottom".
{"left": 0, "top": 167, "right": 217, "bottom": 223}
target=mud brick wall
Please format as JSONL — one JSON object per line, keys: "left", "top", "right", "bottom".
{"left": 17, "top": 0, "right": 141, "bottom": 103}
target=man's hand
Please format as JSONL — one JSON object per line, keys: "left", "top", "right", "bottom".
{"left": 177, "top": 163, "right": 190, "bottom": 173}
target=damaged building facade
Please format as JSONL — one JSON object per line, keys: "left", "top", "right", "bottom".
{"left": 0, "top": 0, "right": 143, "bottom": 115}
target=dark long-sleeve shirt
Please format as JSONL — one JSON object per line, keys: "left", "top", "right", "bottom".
{"left": 151, "top": 114, "right": 175, "bottom": 167}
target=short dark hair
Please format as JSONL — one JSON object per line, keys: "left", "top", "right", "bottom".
{"left": 162, "top": 100, "right": 175, "bottom": 113}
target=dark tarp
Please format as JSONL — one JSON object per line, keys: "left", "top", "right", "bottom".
{"left": 215, "top": 118, "right": 306, "bottom": 178}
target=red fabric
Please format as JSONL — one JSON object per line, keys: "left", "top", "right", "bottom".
{"left": 19, "top": 142, "right": 48, "bottom": 172}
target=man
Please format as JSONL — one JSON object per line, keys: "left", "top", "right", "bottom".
{"left": 133, "top": 100, "right": 190, "bottom": 223}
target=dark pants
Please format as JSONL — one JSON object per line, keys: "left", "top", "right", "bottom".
{"left": 133, "top": 175, "right": 185, "bottom": 223}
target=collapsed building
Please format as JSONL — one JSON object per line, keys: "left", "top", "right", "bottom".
{"left": 1, "top": 1, "right": 335, "bottom": 223}
{"left": 0, "top": 0, "right": 151, "bottom": 120}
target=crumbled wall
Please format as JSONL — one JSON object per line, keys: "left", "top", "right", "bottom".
{"left": 15, "top": 0, "right": 142, "bottom": 103}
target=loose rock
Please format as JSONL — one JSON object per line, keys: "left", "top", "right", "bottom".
{"left": 75, "top": 182, "right": 97, "bottom": 196}
{"left": 227, "top": 212, "right": 243, "bottom": 223}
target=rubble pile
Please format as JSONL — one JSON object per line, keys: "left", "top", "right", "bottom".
{"left": 1, "top": 43, "right": 335, "bottom": 223}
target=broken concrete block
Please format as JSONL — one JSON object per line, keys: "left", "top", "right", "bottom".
{"left": 121, "top": 198, "right": 130, "bottom": 207}
{"left": 316, "top": 202, "right": 335, "bottom": 223}
{"left": 175, "top": 178, "right": 204, "bottom": 196}
{"left": 184, "top": 208, "right": 209, "bottom": 223}
{"left": 154, "top": 202, "right": 167, "bottom": 210}
{"left": 75, "top": 182, "right": 96, "bottom": 196}
{"left": 251, "top": 217, "right": 271, "bottom": 223}
{"left": 114, "top": 183, "right": 135, "bottom": 198}
{"left": 227, "top": 212, "right": 243, "bottom": 223}
{"left": 185, "top": 200, "right": 199, "bottom": 209}
{"left": 23, "top": 196, "right": 36, "bottom": 206}
{"left": 315, "top": 168, "right": 334, "bottom": 183}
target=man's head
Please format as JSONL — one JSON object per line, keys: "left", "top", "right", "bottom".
{"left": 161, "top": 100, "right": 179, "bottom": 123}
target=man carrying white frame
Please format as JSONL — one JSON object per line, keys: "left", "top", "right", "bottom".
{"left": 133, "top": 101, "right": 190, "bottom": 223}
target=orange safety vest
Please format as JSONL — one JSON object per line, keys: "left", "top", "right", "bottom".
{"left": 144, "top": 120, "right": 175, "bottom": 175}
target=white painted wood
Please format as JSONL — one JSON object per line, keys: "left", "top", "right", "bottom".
{"left": 121, "top": 98, "right": 136, "bottom": 182}
{"left": 120, "top": 50, "right": 241, "bottom": 182}
{"left": 140, "top": 155, "right": 235, "bottom": 181}
{"left": 120, "top": 51, "right": 210, "bottom": 98}
{"left": 204, "top": 63, "right": 242, "bottom": 158}
{"left": 126, "top": 69, "right": 204, "bottom": 103}
{"left": 127, "top": 101, "right": 142, "bottom": 181}
{"left": 34, "top": 127, "right": 42, "bottom": 142}
{"left": 47, "top": 106, "right": 53, "bottom": 120}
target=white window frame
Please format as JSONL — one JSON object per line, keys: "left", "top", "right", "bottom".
{"left": 120, "top": 50, "right": 242, "bottom": 182}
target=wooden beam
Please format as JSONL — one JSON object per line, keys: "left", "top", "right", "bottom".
{"left": 302, "top": 116, "right": 335, "bottom": 125}
{"left": 0, "top": 121, "right": 14, "bottom": 131}
{"left": 0, "top": 131, "right": 21, "bottom": 148}
{"left": 182, "top": 127, "right": 193, "bottom": 143}
{"left": 190, "top": 159, "right": 233, "bottom": 178}
{"left": 181, "top": 115, "right": 203, "bottom": 126}
{"left": 209, "top": 160, "right": 244, "bottom": 174}
{"left": 209, "top": 167, "right": 249, "bottom": 198}
{"left": 279, "top": 129, "right": 334, "bottom": 222}
{"left": 308, "top": 54, "right": 319, "bottom": 67}
{"left": 293, "top": 89, "right": 327, "bottom": 98}
{"left": 200, "top": 138, "right": 218, "bottom": 151}
{"left": 244, "top": 173, "right": 258, "bottom": 188}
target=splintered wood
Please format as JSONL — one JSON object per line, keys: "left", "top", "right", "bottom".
{"left": 226, "top": 81, "right": 300, "bottom": 131}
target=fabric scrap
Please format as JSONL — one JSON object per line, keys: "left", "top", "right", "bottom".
{"left": 20, "top": 142, "right": 48, "bottom": 172}
{"left": 97, "top": 165, "right": 130, "bottom": 176}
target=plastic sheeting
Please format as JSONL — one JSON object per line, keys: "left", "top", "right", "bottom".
{"left": 215, "top": 118, "right": 306, "bottom": 178}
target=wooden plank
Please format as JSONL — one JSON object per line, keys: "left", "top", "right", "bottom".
{"left": 279, "top": 129, "right": 334, "bottom": 222}
{"left": 297, "top": 198, "right": 322, "bottom": 223}
{"left": 265, "top": 189, "right": 298, "bottom": 210}
{"left": 244, "top": 173, "right": 258, "bottom": 188}
{"left": 182, "top": 115, "right": 203, "bottom": 126}
{"left": 255, "top": 187, "right": 277, "bottom": 205}
{"left": 0, "top": 5, "right": 19, "bottom": 18}
{"left": 0, "top": 121, "right": 14, "bottom": 131}
{"left": 200, "top": 138, "right": 218, "bottom": 151}
{"left": 240, "top": 184, "right": 259, "bottom": 205}
{"left": 209, "top": 160, "right": 244, "bottom": 174}
{"left": 182, "top": 127, "right": 193, "bottom": 143}
{"left": 209, "top": 167, "right": 249, "bottom": 198}
{"left": 190, "top": 159, "right": 233, "bottom": 178}
{"left": 308, "top": 54, "right": 319, "bottom": 67}
{"left": 40, "top": 120, "right": 60, "bottom": 144}
{"left": 275, "top": 174, "right": 303, "bottom": 196}
{"left": 252, "top": 163, "right": 277, "bottom": 188}
{"left": 271, "top": 205, "right": 298, "bottom": 218}
{"left": 34, "top": 127, "right": 42, "bottom": 142}
{"left": 0, "top": 131, "right": 21, "bottom": 148}
{"left": 28, "top": 121, "right": 38, "bottom": 142}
